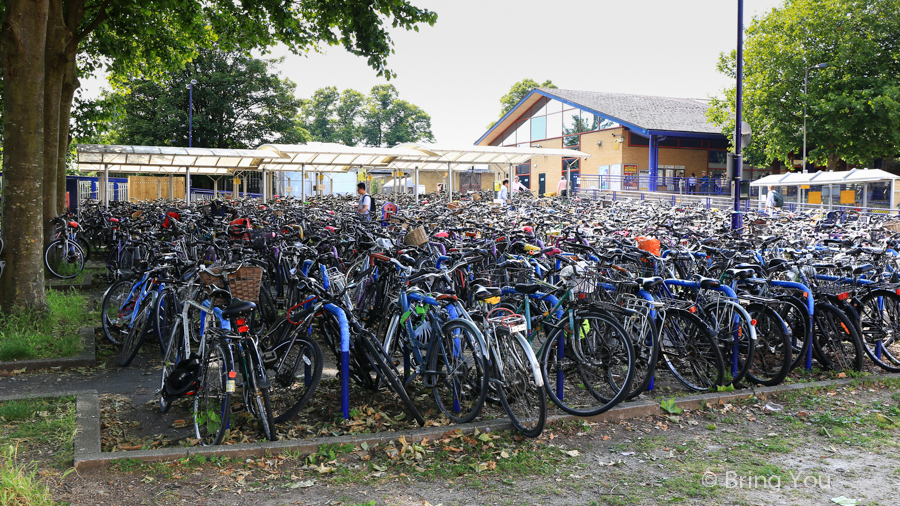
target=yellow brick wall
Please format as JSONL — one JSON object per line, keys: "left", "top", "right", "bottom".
{"left": 621, "top": 142, "right": 712, "bottom": 177}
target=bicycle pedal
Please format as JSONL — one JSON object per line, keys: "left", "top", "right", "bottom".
{"left": 261, "top": 351, "right": 278, "bottom": 366}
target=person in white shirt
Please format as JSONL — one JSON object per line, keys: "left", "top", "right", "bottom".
{"left": 499, "top": 179, "right": 509, "bottom": 203}
{"left": 513, "top": 176, "right": 526, "bottom": 193}
{"left": 557, "top": 176, "right": 568, "bottom": 198}
{"left": 357, "top": 182, "right": 372, "bottom": 221}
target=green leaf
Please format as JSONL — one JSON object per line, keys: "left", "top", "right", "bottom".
{"left": 660, "top": 398, "right": 683, "bottom": 415}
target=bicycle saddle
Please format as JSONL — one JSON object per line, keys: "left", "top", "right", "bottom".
{"left": 852, "top": 264, "right": 875, "bottom": 275}
{"left": 221, "top": 299, "right": 257, "bottom": 318}
{"left": 725, "top": 268, "right": 754, "bottom": 280}
{"left": 635, "top": 277, "right": 663, "bottom": 289}
{"left": 698, "top": 277, "right": 721, "bottom": 289}
{"left": 514, "top": 283, "right": 542, "bottom": 295}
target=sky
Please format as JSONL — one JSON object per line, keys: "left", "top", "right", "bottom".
{"left": 83, "top": 0, "right": 787, "bottom": 147}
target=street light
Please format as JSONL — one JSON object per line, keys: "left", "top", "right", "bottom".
{"left": 186, "top": 79, "right": 197, "bottom": 202}
{"left": 802, "top": 63, "right": 828, "bottom": 174}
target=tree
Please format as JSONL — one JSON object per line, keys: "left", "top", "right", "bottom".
{"left": 0, "top": 0, "right": 437, "bottom": 312}
{"left": 361, "top": 84, "right": 434, "bottom": 147}
{"left": 300, "top": 85, "right": 434, "bottom": 147}
{"left": 706, "top": 0, "right": 900, "bottom": 169}
{"left": 498, "top": 79, "right": 557, "bottom": 118}
{"left": 105, "top": 47, "right": 308, "bottom": 149}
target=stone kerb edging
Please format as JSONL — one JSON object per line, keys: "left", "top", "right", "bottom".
{"left": 0, "top": 327, "right": 96, "bottom": 373}
{"left": 63, "top": 377, "right": 868, "bottom": 472}
{"left": 45, "top": 273, "right": 93, "bottom": 291}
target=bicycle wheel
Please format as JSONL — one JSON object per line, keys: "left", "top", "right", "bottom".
{"left": 429, "top": 319, "right": 489, "bottom": 424}
{"left": 44, "top": 239, "right": 85, "bottom": 279}
{"left": 154, "top": 288, "right": 179, "bottom": 355}
{"left": 245, "top": 349, "right": 277, "bottom": 441}
{"left": 812, "top": 302, "right": 864, "bottom": 372}
{"left": 701, "top": 300, "right": 755, "bottom": 385}
{"left": 193, "top": 338, "right": 233, "bottom": 446}
{"left": 101, "top": 280, "right": 136, "bottom": 345}
{"left": 359, "top": 331, "right": 426, "bottom": 427}
{"left": 776, "top": 295, "right": 812, "bottom": 370}
{"left": 119, "top": 295, "right": 154, "bottom": 367}
{"left": 158, "top": 323, "right": 185, "bottom": 413}
{"left": 658, "top": 308, "right": 725, "bottom": 391}
{"left": 854, "top": 290, "right": 900, "bottom": 371}
{"left": 267, "top": 326, "right": 324, "bottom": 424}
{"left": 540, "top": 311, "right": 635, "bottom": 417}
{"left": 494, "top": 328, "right": 546, "bottom": 438}
{"left": 76, "top": 235, "right": 92, "bottom": 262}
{"left": 623, "top": 312, "right": 659, "bottom": 400}
{"left": 745, "top": 304, "right": 792, "bottom": 386}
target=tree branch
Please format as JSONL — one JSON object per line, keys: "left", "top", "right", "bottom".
{"left": 72, "top": 0, "right": 111, "bottom": 46}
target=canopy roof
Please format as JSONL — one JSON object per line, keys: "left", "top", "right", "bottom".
{"left": 76, "top": 144, "right": 282, "bottom": 175}
{"left": 76, "top": 142, "right": 590, "bottom": 175}
{"left": 388, "top": 143, "right": 590, "bottom": 172}
{"left": 256, "top": 143, "right": 425, "bottom": 173}
{"left": 750, "top": 168, "right": 899, "bottom": 187}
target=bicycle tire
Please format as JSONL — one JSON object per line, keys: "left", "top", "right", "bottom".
{"left": 701, "top": 299, "right": 755, "bottom": 386}
{"left": 540, "top": 310, "right": 635, "bottom": 417}
{"left": 359, "top": 331, "right": 426, "bottom": 427}
{"left": 745, "top": 304, "right": 792, "bottom": 386}
{"left": 658, "top": 308, "right": 725, "bottom": 391}
{"left": 776, "top": 295, "right": 812, "bottom": 371}
{"left": 193, "top": 338, "right": 232, "bottom": 446}
{"left": 245, "top": 349, "right": 277, "bottom": 442}
{"left": 76, "top": 235, "right": 92, "bottom": 262}
{"left": 101, "top": 279, "right": 136, "bottom": 345}
{"left": 854, "top": 290, "right": 900, "bottom": 372}
{"left": 44, "top": 239, "right": 85, "bottom": 279}
{"left": 158, "top": 323, "right": 185, "bottom": 413}
{"left": 119, "top": 295, "right": 154, "bottom": 367}
{"left": 494, "top": 327, "right": 546, "bottom": 438}
{"left": 154, "top": 288, "right": 179, "bottom": 355}
{"left": 623, "top": 310, "right": 660, "bottom": 400}
{"left": 268, "top": 326, "right": 324, "bottom": 424}
{"left": 812, "top": 302, "right": 864, "bottom": 372}
{"left": 429, "top": 319, "right": 489, "bottom": 424}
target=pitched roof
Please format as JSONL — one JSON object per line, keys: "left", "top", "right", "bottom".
{"left": 540, "top": 88, "right": 721, "bottom": 135}
{"left": 539, "top": 88, "right": 722, "bottom": 134}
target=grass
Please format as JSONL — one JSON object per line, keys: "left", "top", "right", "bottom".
{"left": 0, "top": 444, "right": 57, "bottom": 506}
{"left": 0, "top": 290, "right": 95, "bottom": 361}
{"left": 0, "top": 397, "right": 77, "bottom": 467}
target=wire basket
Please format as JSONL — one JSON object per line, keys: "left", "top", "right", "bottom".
{"left": 480, "top": 266, "right": 534, "bottom": 287}
{"left": 326, "top": 267, "right": 347, "bottom": 297}
{"left": 884, "top": 221, "right": 900, "bottom": 233}
{"left": 199, "top": 265, "right": 263, "bottom": 304}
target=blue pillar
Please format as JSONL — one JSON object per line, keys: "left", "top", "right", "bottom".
{"left": 648, "top": 134, "right": 658, "bottom": 192}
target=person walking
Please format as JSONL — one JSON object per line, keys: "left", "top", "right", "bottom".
{"left": 765, "top": 185, "right": 783, "bottom": 214}
{"left": 556, "top": 176, "right": 568, "bottom": 198}
{"left": 357, "top": 182, "right": 372, "bottom": 221}
{"left": 499, "top": 179, "right": 509, "bottom": 203}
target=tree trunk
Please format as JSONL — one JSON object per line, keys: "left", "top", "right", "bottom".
{"left": 827, "top": 153, "right": 838, "bottom": 172}
{"left": 0, "top": 0, "right": 50, "bottom": 312}
{"left": 58, "top": 0, "right": 86, "bottom": 213}
{"left": 42, "top": 0, "right": 69, "bottom": 247}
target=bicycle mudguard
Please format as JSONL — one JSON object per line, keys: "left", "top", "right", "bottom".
{"left": 323, "top": 303, "right": 350, "bottom": 419}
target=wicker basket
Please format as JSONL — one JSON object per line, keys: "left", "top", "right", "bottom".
{"left": 472, "top": 193, "right": 482, "bottom": 201}
{"left": 404, "top": 226, "right": 428, "bottom": 247}
{"left": 885, "top": 221, "right": 900, "bottom": 233}
{"left": 199, "top": 265, "right": 263, "bottom": 304}
{"left": 447, "top": 201, "right": 462, "bottom": 210}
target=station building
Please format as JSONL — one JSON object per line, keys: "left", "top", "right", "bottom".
{"left": 475, "top": 88, "right": 783, "bottom": 195}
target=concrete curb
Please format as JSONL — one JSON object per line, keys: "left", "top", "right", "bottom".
{"left": 46, "top": 273, "right": 93, "bottom": 291}
{"left": 0, "top": 327, "right": 97, "bottom": 373}
{"left": 69, "top": 376, "right": 873, "bottom": 472}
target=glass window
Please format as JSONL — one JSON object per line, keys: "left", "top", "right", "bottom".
{"left": 709, "top": 139, "right": 730, "bottom": 150}
{"left": 709, "top": 150, "right": 728, "bottom": 169}
{"left": 530, "top": 115, "right": 546, "bottom": 141}
{"left": 629, "top": 132, "right": 649, "bottom": 146}
{"left": 546, "top": 113, "right": 563, "bottom": 138}
{"left": 564, "top": 135, "right": 580, "bottom": 148}
{"left": 563, "top": 110, "right": 581, "bottom": 136}
{"left": 659, "top": 137, "right": 678, "bottom": 147}
{"left": 562, "top": 158, "right": 580, "bottom": 173}
{"left": 516, "top": 120, "right": 530, "bottom": 144}
{"left": 581, "top": 111, "right": 599, "bottom": 132}
{"left": 516, "top": 163, "right": 530, "bottom": 175}
{"left": 546, "top": 98, "right": 563, "bottom": 114}
{"left": 531, "top": 98, "right": 547, "bottom": 117}
{"left": 596, "top": 117, "right": 620, "bottom": 130}
{"left": 679, "top": 138, "right": 704, "bottom": 149}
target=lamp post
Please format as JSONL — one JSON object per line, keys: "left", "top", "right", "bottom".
{"left": 802, "top": 63, "right": 827, "bottom": 174}
{"left": 186, "top": 79, "right": 197, "bottom": 203}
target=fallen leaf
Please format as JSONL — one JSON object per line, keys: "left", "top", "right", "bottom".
{"left": 290, "top": 480, "right": 315, "bottom": 489}
{"left": 565, "top": 450, "right": 580, "bottom": 457}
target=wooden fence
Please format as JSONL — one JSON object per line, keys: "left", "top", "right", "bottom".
{"left": 128, "top": 176, "right": 185, "bottom": 202}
